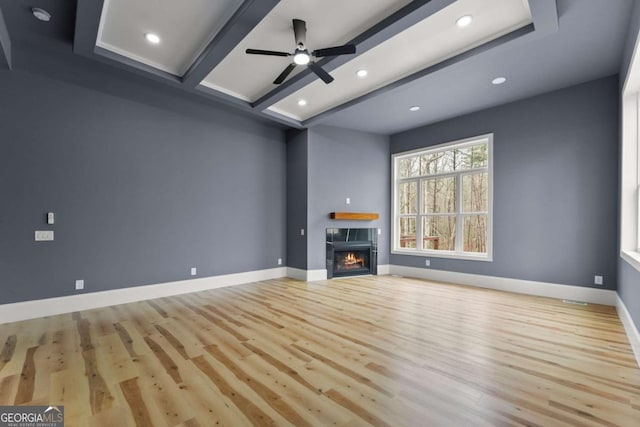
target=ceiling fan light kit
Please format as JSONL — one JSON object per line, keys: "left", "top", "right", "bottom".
{"left": 245, "top": 18, "right": 356, "bottom": 85}
{"left": 293, "top": 50, "right": 310, "bottom": 65}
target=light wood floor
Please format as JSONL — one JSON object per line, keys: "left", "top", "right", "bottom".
{"left": 0, "top": 275, "right": 639, "bottom": 426}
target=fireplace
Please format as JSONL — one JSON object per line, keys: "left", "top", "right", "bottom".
{"left": 326, "top": 228, "right": 377, "bottom": 279}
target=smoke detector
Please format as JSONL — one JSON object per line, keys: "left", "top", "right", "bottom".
{"left": 32, "top": 8, "right": 52, "bottom": 22}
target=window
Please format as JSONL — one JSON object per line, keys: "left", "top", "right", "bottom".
{"left": 620, "top": 26, "right": 640, "bottom": 272}
{"left": 392, "top": 134, "right": 493, "bottom": 260}
{"left": 620, "top": 88, "right": 640, "bottom": 271}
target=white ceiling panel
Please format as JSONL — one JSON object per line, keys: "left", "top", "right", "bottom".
{"left": 97, "top": 0, "right": 244, "bottom": 76}
{"left": 268, "top": 0, "right": 532, "bottom": 121}
{"left": 200, "top": 0, "right": 413, "bottom": 102}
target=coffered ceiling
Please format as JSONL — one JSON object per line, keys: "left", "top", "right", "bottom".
{"left": 71, "top": 0, "right": 552, "bottom": 128}
{"left": 0, "top": 0, "right": 633, "bottom": 134}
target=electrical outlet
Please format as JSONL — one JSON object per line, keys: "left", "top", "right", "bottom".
{"left": 346, "top": 197, "right": 351, "bottom": 204}
{"left": 191, "top": 267, "right": 197, "bottom": 276}
{"left": 377, "top": 228, "right": 382, "bottom": 235}
{"left": 35, "top": 230, "right": 54, "bottom": 241}
{"left": 594, "top": 275, "right": 603, "bottom": 285}
{"left": 47, "top": 212, "right": 55, "bottom": 225}
{"left": 300, "top": 228, "right": 305, "bottom": 236}
{"left": 425, "top": 259, "right": 431, "bottom": 267}
{"left": 277, "top": 258, "right": 282, "bottom": 265}
{"left": 75, "top": 279, "right": 84, "bottom": 290}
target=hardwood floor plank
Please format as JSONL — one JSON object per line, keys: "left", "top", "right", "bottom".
{"left": 204, "top": 344, "right": 313, "bottom": 427}
{"left": 154, "top": 324, "right": 191, "bottom": 359}
{"left": 0, "top": 374, "right": 18, "bottom": 405}
{"left": 191, "top": 354, "right": 283, "bottom": 426}
{"left": 0, "top": 335, "right": 17, "bottom": 373}
{"left": 49, "top": 367, "right": 91, "bottom": 426}
{"left": 113, "top": 322, "right": 138, "bottom": 359}
{"left": 13, "top": 345, "right": 37, "bottom": 404}
{"left": 143, "top": 335, "right": 183, "bottom": 384}
{"left": 120, "top": 377, "right": 154, "bottom": 427}
{"left": 242, "top": 341, "right": 319, "bottom": 394}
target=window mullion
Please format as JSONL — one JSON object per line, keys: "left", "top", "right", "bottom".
{"left": 456, "top": 173, "right": 463, "bottom": 253}
{"left": 417, "top": 179, "right": 423, "bottom": 251}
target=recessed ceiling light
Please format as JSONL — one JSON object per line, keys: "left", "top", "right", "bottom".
{"left": 144, "top": 33, "right": 161, "bottom": 44}
{"left": 298, "top": 99, "right": 307, "bottom": 107}
{"left": 456, "top": 15, "right": 472, "bottom": 28}
{"left": 492, "top": 77, "right": 507, "bottom": 85}
{"left": 409, "top": 106, "right": 420, "bottom": 112}
{"left": 31, "top": 7, "right": 51, "bottom": 22}
{"left": 356, "top": 69, "right": 368, "bottom": 78}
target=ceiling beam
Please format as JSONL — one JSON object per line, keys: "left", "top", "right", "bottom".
{"left": 251, "top": 0, "right": 456, "bottom": 111}
{"left": 73, "top": 0, "right": 102, "bottom": 56}
{"left": 530, "top": 0, "right": 559, "bottom": 35}
{"left": 182, "top": 0, "right": 281, "bottom": 88}
{"left": 0, "top": 7, "right": 12, "bottom": 70}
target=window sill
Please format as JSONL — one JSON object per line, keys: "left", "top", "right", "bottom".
{"left": 621, "top": 250, "right": 640, "bottom": 274}
{"left": 391, "top": 249, "right": 493, "bottom": 262}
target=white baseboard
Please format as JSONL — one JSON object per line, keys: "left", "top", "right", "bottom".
{"left": 308, "top": 269, "right": 328, "bottom": 281}
{"left": 377, "top": 264, "right": 391, "bottom": 275}
{"left": 286, "top": 267, "right": 307, "bottom": 281}
{"left": 387, "top": 265, "right": 617, "bottom": 306}
{"left": 286, "top": 267, "right": 327, "bottom": 281}
{"left": 0, "top": 267, "right": 287, "bottom": 324}
{"left": 616, "top": 293, "right": 640, "bottom": 368}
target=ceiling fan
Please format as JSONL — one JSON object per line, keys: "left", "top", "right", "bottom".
{"left": 245, "top": 19, "right": 356, "bottom": 85}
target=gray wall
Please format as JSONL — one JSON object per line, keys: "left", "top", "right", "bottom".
{"left": 618, "top": 0, "right": 640, "bottom": 331}
{"left": 306, "top": 125, "right": 390, "bottom": 270}
{"left": 0, "top": 69, "right": 286, "bottom": 304}
{"left": 390, "top": 76, "right": 619, "bottom": 290}
{"left": 286, "top": 129, "right": 308, "bottom": 270}
{"left": 620, "top": 0, "right": 640, "bottom": 90}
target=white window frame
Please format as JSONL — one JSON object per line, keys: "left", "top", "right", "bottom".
{"left": 621, "top": 30, "right": 640, "bottom": 273}
{"left": 391, "top": 134, "right": 494, "bottom": 261}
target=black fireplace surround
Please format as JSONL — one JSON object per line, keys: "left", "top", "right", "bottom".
{"left": 326, "top": 228, "right": 378, "bottom": 279}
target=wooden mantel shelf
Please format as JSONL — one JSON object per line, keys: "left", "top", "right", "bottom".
{"left": 330, "top": 212, "right": 379, "bottom": 221}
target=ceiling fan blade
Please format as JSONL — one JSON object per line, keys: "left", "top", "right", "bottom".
{"left": 293, "top": 19, "right": 306, "bottom": 46}
{"left": 313, "top": 44, "right": 356, "bottom": 57}
{"left": 308, "top": 62, "right": 334, "bottom": 84}
{"left": 246, "top": 49, "right": 291, "bottom": 57}
{"left": 274, "top": 63, "right": 296, "bottom": 84}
